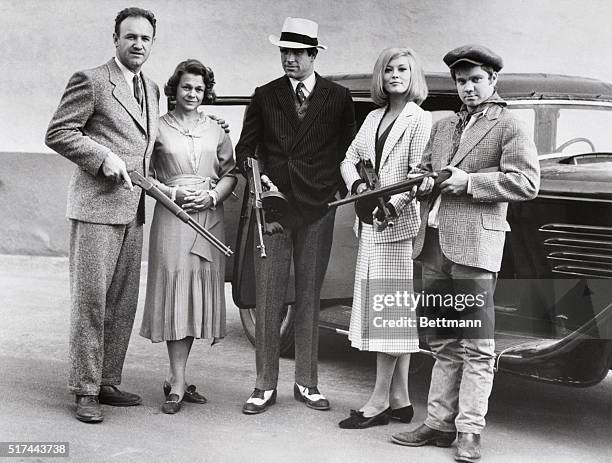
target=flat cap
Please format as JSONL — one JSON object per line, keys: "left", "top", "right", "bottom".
{"left": 443, "top": 44, "right": 503, "bottom": 72}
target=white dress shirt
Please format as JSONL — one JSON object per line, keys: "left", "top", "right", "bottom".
{"left": 289, "top": 72, "right": 316, "bottom": 99}
{"left": 114, "top": 57, "right": 142, "bottom": 97}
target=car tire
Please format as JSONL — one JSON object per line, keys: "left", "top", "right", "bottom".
{"left": 239, "top": 305, "right": 296, "bottom": 358}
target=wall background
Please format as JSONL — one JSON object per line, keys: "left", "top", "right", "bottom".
{"left": 2, "top": 0, "right": 612, "bottom": 255}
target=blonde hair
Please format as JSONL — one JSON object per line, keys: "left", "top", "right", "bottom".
{"left": 370, "top": 47, "right": 428, "bottom": 107}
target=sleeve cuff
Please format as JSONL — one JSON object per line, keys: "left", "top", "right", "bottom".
{"left": 467, "top": 174, "right": 473, "bottom": 195}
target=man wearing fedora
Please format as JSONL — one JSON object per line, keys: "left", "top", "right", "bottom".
{"left": 236, "top": 17, "right": 355, "bottom": 414}
{"left": 391, "top": 45, "right": 539, "bottom": 461}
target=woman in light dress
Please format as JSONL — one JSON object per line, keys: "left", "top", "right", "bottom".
{"left": 339, "top": 48, "right": 431, "bottom": 428}
{"left": 140, "top": 59, "right": 236, "bottom": 414}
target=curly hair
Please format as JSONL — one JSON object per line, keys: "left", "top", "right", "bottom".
{"left": 114, "top": 7, "right": 156, "bottom": 37}
{"left": 164, "top": 59, "right": 216, "bottom": 105}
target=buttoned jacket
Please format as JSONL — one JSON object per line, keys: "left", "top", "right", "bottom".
{"left": 235, "top": 74, "right": 355, "bottom": 226}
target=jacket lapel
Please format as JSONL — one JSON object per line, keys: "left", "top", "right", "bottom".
{"left": 275, "top": 77, "right": 300, "bottom": 131}
{"left": 380, "top": 102, "right": 415, "bottom": 169}
{"left": 107, "top": 59, "right": 147, "bottom": 133}
{"left": 450, "top": 105, "right": 502, "bottom": 167}
{"left": 438, "top": 115, "right": 459, "bottom": 169}
{"left": 367, "top": 109, "right": 385, "bottom": 164}
{"left": 142, "top": 73, "right": 158, "bottom": 156}
{"left": 290, "top": 74, "right": 330, "bottom": 150}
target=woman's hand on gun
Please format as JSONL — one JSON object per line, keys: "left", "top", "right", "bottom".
{"left": 182, "top": 190, "right": 214, "bottom": 213}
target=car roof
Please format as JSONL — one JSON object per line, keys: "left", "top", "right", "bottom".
{"left": 326, "top": 72, "right": 612, "bottom": 102}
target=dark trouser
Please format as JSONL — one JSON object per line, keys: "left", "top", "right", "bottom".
{"left": 419, "top": 228, "right": 496, "bottom": 434}
{"left": 68, "top": 219, "right": 142, "bottom": 395}
{"left": 254, "top": 209, "right": 336, "bottom": 390}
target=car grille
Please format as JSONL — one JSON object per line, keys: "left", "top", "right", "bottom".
{"left": 540, "top": 224, "right": 612, "bottom": 278}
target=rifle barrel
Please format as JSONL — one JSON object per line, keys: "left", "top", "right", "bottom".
{"left": 129, "top": 171, "right": 233, "bottom": 257}
{"left": 328, "top": 171, "right": 449, "bottom": 208}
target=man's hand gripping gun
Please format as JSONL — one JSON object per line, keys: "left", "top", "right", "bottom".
{"left": 245, "top": 158, "right": 288, "bottom": 258}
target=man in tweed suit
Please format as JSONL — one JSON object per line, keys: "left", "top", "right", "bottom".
{"left": 236, "top": 17, "right": 355, "bottom": 414}
{"left": 45, "top": 7, "right": 159, "bottom": 423}
{"left": 391, "top": 45, "right": 539, "bottom": 461}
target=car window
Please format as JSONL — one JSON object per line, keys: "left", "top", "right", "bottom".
{"left": 554, "top": 107, "right": 612, "bottom": 154}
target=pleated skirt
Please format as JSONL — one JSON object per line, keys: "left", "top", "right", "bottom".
{"left": 140, "top": 201, "right": 226, "bottom": 343}
{"left": 348, "top": 224, "right": 419, "bottom": 354}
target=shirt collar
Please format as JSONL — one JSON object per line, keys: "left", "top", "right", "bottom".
{"left": 114, "top": 57, "right": 141, "bottom": 85}
{"left": 289, "top": 72, "right": 316, "bottom": 95}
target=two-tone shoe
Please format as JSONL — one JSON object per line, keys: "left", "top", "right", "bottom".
{"left": 242, "top": 388, "right": 277, "bottom": 415}
{"left": 293, "top": 383, "right": 330, "bottom": 410}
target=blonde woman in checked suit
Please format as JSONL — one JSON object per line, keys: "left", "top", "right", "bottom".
{"left": 338, "top": 47, "right": 431, "bottom": 429}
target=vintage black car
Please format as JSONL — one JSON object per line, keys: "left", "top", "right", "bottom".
{"left": 206, "top": 72, "right": 612, "bottom": 387}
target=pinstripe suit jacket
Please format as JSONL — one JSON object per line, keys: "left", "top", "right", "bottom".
{"left": 46, "top": 58, "right": 160, "bottom": 224}
{"left": 412, "top": 104, "right": 540, "bottom": 272}
{"left": 341, "top": 102, "right": 432, "bottom": 243}
{"left": 235, "top": 74, "right": 355, "bottom": 226}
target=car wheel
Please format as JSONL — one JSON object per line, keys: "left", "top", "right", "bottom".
{"left": 239, "top": 305, "right": 296, "bottom": 358}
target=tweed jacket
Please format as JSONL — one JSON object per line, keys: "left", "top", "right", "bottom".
{"left": 341, "top": 102, "right": 432, "bottom": 243}
{"left": 235, "top": 74, "right": 355, "bottom": 226}
{"left": 412, "top": 104, "right": 540, "bottom": 272}
{"left": 46, "top": 58, "right": 160, "bottom": 224}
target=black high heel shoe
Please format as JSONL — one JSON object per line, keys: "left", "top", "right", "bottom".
{"left": 391, "top": 405, "right": 414, "bottom": 423}
{"left": 338, "top": 408, "right": 391, "bottom": 429}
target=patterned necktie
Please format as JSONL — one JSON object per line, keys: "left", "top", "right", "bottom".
{"left": 295, "top": 81, "right": 306, "bottom": 105}
{"left": 133, "top": 74, "right": 143, "bottom": 111}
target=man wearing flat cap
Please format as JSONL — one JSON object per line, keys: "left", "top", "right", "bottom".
{"left": 236, "top": 17, "right": 355, "bottom": 414}
{"left": 391, "top": 45, "right": 540, "bottom": 462}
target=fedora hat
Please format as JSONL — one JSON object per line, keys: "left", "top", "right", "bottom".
{"left": 269, "top": 17, "right": 327, "bottom": 50}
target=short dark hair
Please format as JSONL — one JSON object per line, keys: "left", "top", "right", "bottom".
{"left": 114, "top": 7, "right": 156, "bottom": 37}
{"left": 305, "top": 47, "right": 318, "bottom": 58}
{"left": 164, "top": 59, "right": 216, "bottom": 104}
{"left": 450, "top": 62, "right": 496, "bottom": 82}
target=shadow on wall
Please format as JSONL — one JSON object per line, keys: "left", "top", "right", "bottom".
{"left": 0, "top": 152, "right": 154, "bottom": 257}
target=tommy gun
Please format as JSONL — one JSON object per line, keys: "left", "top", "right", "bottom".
{"left": 245, "top": 157, "right": 288, "bottom": 258}
{"left": 129, "top": 171, "right": 233, "bottom": 257}
{"left": 328, "top": 169, "right": 451, "bottom": 216}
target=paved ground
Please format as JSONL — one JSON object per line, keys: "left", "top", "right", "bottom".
{"left": 0, "top": 255, "right": 610, "bottom": 463}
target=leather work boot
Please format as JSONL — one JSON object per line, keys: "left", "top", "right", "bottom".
{"left": 455, "top": 432, "right": 482, "bottom": 462}
{"left": 391, "top": 423, "right": 456, "bottom": 447}
{"left": 75, "top": 395, "right": 103, "bottom": 423}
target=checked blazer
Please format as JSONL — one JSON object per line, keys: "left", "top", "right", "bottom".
{"left": 412, "top": 104, "right": 540, "bottom": 272}
{"left": 341, "top": 102, "right": 432, "bottom": 243}
{"left": 235, "top": 74, "right": 356, "bottom": 226}
{"left": 46, "top": 58, "right": 160, "bottom": 224}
